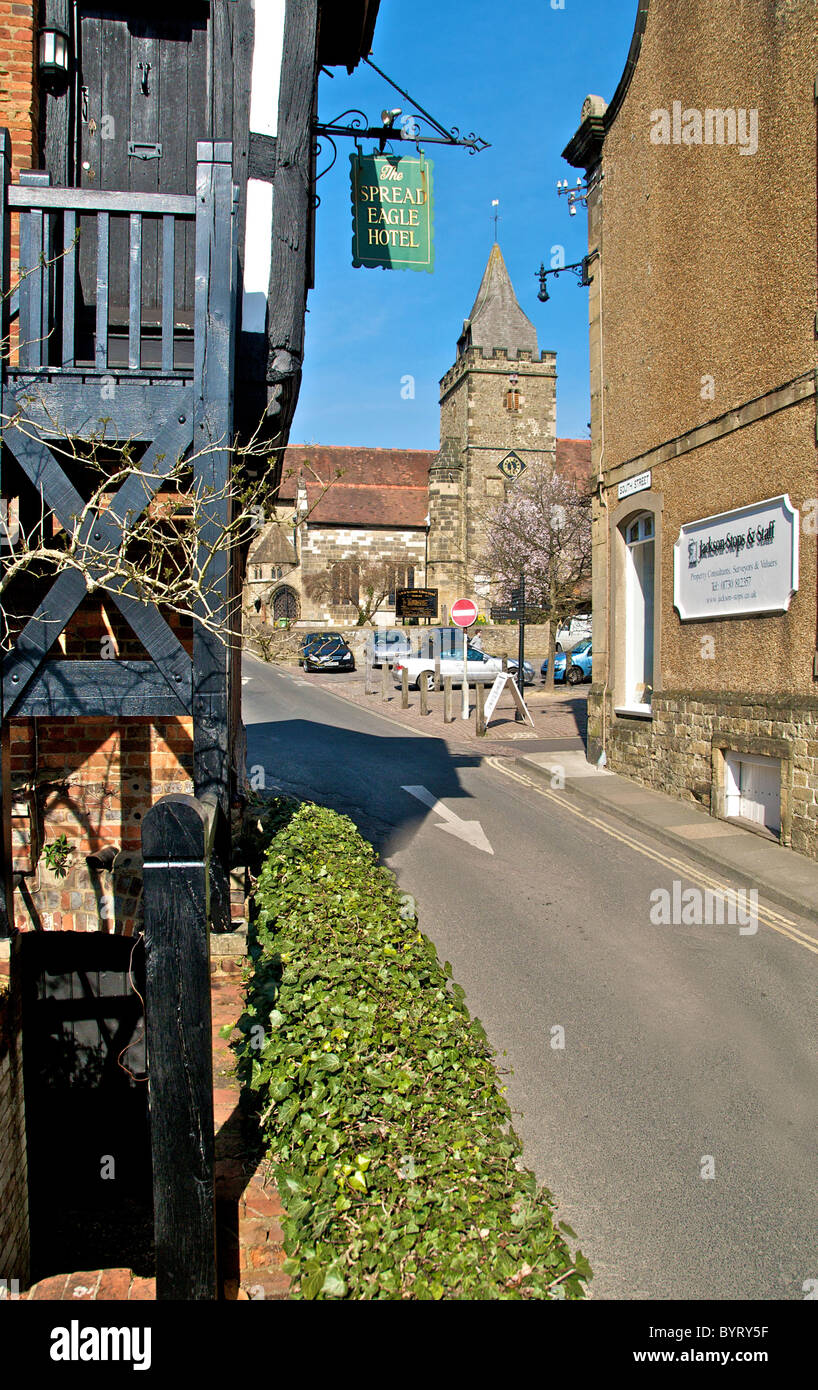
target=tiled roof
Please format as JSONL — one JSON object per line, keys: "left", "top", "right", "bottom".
{"left": 251, "top": 525, "right": 297, "bottom": 565}
{"left": 276, "top": 440, "right": 592, "bottom": 528}
{"left": 279, "top": 445, "right": 434, "bottom": 527}
{"left": 555, "top": 438, "right": 593, "bottom": 490}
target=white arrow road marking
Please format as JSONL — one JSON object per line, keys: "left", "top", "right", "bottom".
{"left": 401, "top": 785, "right": 494, "bottom": 855}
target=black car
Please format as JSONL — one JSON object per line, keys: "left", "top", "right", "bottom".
{"left": 299, "top": 633, "right": 355, "bottom": 673}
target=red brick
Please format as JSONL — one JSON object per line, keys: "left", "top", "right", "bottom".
{"left": 65, "top": 1271, "right": 101, "bottom": 1300}
{"left": 127, "top": 1276, "right": 156, "bottom": 1301}
{"left": 96, "top": 1269, "right": 132, "bottom": 1300}
{"left": 28, "top": 1273, "right": 70, "bottom": 1300}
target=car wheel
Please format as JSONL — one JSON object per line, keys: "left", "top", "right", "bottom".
{"left": 567, "top": 666, "right": 583, "bottom": 686}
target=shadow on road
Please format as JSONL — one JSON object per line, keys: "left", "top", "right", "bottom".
{"left": 245, "top": 716, "right": 485, "bottom": 859}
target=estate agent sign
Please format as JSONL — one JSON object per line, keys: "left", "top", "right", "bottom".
{"left": 674, "top": 494, "right": 799, "bottom": 620}
{"left": 351, "top": 154, "right": 434, "bottom": 272}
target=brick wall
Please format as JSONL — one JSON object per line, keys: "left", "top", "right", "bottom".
{"left": 9, "top": 715, "right": 194, "bottom": 933}
{"left": 0, "top": 964, "right": 30, "bottom": 1290}
{"left": 6, "top": 585, "right": 198, "bottom": 933}
{"left": 0, "top": 1, "right": 38, "bottom": 180}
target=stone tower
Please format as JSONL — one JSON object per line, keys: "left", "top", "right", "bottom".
{"left": 427, "top": 243, "right": 557, "bottom": 615}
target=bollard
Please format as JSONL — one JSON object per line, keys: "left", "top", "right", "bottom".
{"left": 475, "top": 681, "right": 487, "bottom": 737}
{"left": 381, "top": 661, "right": 390, "bottom": 700}
{"left": 502, "top": 655, "right": 508, "bottom": 673}
{"left": 401, "top": 667, "right": 409, "bottom": 709}
{"left": 419, "top": 676, "right": 429, "bottom": 716}
{"left": 434, "top": 653, "right": 441, "bottom": 692}
{"left": 443, "top": 677, "right": 453, "bottom": 723}
{"left": 365, "top": 658, "right": 376, "bottom": 695}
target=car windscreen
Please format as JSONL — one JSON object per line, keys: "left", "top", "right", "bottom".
{"left": 305, "top": 635, "right": 346, "bottom": 652}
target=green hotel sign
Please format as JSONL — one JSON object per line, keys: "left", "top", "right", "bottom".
{"left": 351, "top": 154, "right": 434, "bottom": 273}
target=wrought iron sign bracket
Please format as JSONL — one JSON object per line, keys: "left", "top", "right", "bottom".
{"left": 314, "top": 54, "right": 489, "bottom": 170}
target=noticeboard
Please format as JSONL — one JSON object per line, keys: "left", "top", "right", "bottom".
{"left": 351, "top": 154, "right": 434, "bottom": 272}
{"left": 396, "top": 588, "right": 438, "bottom": 619}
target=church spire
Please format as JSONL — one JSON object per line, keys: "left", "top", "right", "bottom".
{"left": 457, "top": 242, "right": 539, "bottom": 359}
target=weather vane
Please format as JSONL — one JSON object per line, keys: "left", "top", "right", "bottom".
{"left": 491, "top": 199, "right": 500, "bottom": 241}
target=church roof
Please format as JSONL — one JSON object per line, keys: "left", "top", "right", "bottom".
{"left": 458, "top": 243, "right": 539, "bottom": 358}
{"left": 555, "top": 438, "right": 593, "bottom": 490}
{"left": 279, "top": 445, "right": 433, "bottom": 527}
{"left": 251, "top": 525, "right": 297, "bottom": 566}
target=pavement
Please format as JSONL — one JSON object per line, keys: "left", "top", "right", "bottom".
{"left": 517, "top": 750, "right": 818, "bottom": 933}
{"left": 279, "top": 662, "right": 588, "bottom": 757}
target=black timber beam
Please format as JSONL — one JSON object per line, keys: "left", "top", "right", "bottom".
{"left": 7, "top": 661, "right": 190, "bottom": 718}
{"left": 6, "top": 375, "right": 195, "bottom": 442}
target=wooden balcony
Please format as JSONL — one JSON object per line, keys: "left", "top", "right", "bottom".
{"left": 0, "top": 132, "right": 237, "bottom": 811}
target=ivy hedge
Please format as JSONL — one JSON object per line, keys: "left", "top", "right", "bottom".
{"left": 235, "top": 800, "right": 591, "bottom": 1300}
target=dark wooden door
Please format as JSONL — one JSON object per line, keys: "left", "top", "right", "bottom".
{"left": 74, "top": 4, "right": 210, "bottom": 338}
{"left": 19, "top": 931, "right": 153, "bottom": 1281}
{"left": 273, "top": 586, "right": 300, "bottom": 624}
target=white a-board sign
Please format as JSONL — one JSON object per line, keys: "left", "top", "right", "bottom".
{"left": 673, "top": 494, "right": 799, "bottom": 620}
{"left": 484, "top": 673, "right": 534, "bottom": 728}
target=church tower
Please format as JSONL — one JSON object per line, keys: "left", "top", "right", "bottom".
{"left": 427, "top": 243, "right": 557, "bottom": 615}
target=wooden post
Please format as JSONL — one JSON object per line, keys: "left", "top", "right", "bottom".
{"left": 193, "top": 142, "right": 234, "bottom": 931}
{"left": 365, "top": 657, "right": 376, "bottom": 694}
{"left": 443, "top": 676, "right": 453, "bottom": 723}
{"left": 0, "top": 131, "right": 12, "bottom": 935}
{"left": 502, "top": 655, "right": 508, "bottom": 672}
{"left": 381, "top": 661, "right": 390, "bottom": 700}
{"left": 433, "top": 651, "right": 441, "bottom": 692}
{"left": 401, "top": 667, "right": 409, "bottom": 708}
{"left": 419, "top": 676, "right": 429, "bottom": 716}
{"left": 142, "top": 794, "right": 217, "bottom": 1300}
{"left": 476, "top": 681, "right": 487, "bottom": 737}
{"left": 193, "top": 141, "right": 234, "bottom": 816}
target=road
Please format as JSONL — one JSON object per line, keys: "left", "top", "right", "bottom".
{"left": 243, "top": 655, "right": 817, "bottom": 1301}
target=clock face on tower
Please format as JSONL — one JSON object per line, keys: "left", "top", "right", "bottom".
{"left": 498, "top": 451, "right": 527, "bottom": 481}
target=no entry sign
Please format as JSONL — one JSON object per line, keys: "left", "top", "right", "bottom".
{"left": 451, "top": 598, "right": 478, "bottom": 628}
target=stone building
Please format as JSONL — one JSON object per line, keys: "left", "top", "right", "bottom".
{"left": 249, "top": 446, "right": 433, "bottom": 626}
{"left": 248, "top": 244, "right": 591, "bottom": 626}
{"left": 564, "top": 0, "right": 818, "bottom": 855}
{"left": 428, "top": 243, "right": 560, "bottom": 614}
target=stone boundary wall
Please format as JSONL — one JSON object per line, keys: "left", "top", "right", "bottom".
{"left": 589, "top": 687, "right": 818, "bottom": 861}
{"left": 244, "top": 622, "right": 569, "bottom": 670}
{"left": 0, "top": 954, "right": 30, "bottom": 1290}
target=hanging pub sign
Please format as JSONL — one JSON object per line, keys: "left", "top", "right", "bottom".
{"left": 673, "top": 494, "right": 799, "bottom": 620}
{"left": 396, "top": 587, "right": 438, "bottom": 619}
{"left": 351, "top": 154, "right": 434, "bottom": 272}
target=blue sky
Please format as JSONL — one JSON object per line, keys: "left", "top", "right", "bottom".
{"left": 290, "top": 0, "right": 638, "bottom": 449}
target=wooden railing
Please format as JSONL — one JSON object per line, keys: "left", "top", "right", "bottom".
{"left": 0, "top": 132, "right": 235, "bottom": 377}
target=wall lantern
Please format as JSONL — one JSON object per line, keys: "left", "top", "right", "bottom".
{"left": 38, "top": 25, "right": 70, "bottom": 83}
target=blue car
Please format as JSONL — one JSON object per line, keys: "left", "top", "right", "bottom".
{"left": 541, "top": 641, "right": 592, "bottom": 686}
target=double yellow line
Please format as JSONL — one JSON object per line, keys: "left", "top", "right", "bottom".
{"left": 488, "top": 757, "right": 818, "bottom": 957}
